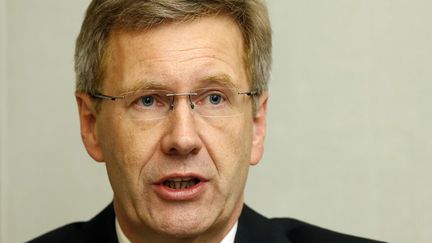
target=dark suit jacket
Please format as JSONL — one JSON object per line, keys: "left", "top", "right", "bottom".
{"left": 29, "top": 203, "right": 385, "bottom": 243}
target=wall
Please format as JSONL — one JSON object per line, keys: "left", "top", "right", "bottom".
{"left": 246, "top": 2, "right": 432, "bottom": 243}
{"left": 2, "top": 1, "right": 113, "bottom": 242}
{"left": 1, "top": 1, "right": 431, "bottom": 242}
{"left": 0, "top": 0, "right": 7, "bottom": 241}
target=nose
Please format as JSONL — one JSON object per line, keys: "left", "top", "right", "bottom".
{"left": 160, "top": 96, "right": 202, "bottom": 156}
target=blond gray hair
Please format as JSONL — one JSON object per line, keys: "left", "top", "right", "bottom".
{"left": 75, "top": 0, "right": 272, "bottom": 100}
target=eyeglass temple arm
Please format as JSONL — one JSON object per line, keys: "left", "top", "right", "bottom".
{"left": 239, "top": 90, "right": 258, "bottom": 96}
{"left": 91, "top": 93, "right": 125, "bottom": 101}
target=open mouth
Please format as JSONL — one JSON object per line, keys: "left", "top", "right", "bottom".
{"left": 162, "top": 177, "right": 201, "bottom": 190}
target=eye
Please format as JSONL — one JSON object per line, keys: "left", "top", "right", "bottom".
{"left": 127, "top": 90, "right": 169, "bottom": 111}
{"left": 195, "top": 89, "right": 230, "bottom": 107}
{"left": 209, "top": 93, "right": 223, "bottom": 105}
{"left": 139, "top": 95, "right": 155, "bottom": 107}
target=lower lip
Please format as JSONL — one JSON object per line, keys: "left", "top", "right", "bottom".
{"left": 152, "top": 181, "right": 207, "bottom": 201}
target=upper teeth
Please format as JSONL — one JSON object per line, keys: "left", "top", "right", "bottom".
{"left": 163, "top": 178, "right": 198, "bottom": 190}
{"left": 170, "top": 178, "right": 191, "bottom": 182}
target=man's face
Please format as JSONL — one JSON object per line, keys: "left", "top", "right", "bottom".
{"left": 77, "top": 16, "right": 267, "bottom": 240}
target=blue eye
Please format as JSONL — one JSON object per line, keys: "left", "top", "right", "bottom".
{"left": 140, "top": 96, "right": 155, "bottom": 107}
{"left": 209, "top": 94, "right": 222, "bottom": 104}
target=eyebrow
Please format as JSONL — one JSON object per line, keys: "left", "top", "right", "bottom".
{"left": 197, "top": 74, "right": 237, "bottom": 89}
{"left": 118, "top": 80, "right": 168, "bottom": 95}
{"left": 117, "top": 74, "right": 238, "bottom": 94}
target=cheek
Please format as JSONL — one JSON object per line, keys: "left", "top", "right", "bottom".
{"left": 229, "top": 123, "right": 253, "bottom": 180}
{"left": 202, "top": 116, "right": 253, "bottom": 184}
{"left": 99, "top": 116, "right": 162, "bottom": 162}
{"left": 97, "top": 117, "right": 163, "bottom": 189}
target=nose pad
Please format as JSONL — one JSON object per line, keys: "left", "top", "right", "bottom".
{"left": 169, "top": 96, "right": 175, "bottom": 111}
{"left": 188, "top": 95, "right": 195, "bottom": 109}
{"left": 168, "top": 93, "right": 196, "bottom": 111}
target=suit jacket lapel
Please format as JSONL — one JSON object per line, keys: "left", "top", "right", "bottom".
{"left": 234, "top": 204, "right": 292, "bottom": 243}
{"left": 84, "top": 203, "right": 118, "bottom": 243}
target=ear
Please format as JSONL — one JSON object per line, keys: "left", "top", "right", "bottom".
{"left": 75, "top": 92, "right": 105, "bottom": 162}
{"left": 250, "top": 92, "right": 268, "bottom": 166}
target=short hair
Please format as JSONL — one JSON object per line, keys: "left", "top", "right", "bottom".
{"left": 75, "top": 0, "right": 272, "bottom": 102}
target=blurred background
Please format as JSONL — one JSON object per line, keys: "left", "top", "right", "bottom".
{"left": 1, "top": 0, "right": 431, "bottom": 242}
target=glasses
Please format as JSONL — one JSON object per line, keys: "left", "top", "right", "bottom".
{"left": 91, "top": 87, "right": 257, "bottom": 120}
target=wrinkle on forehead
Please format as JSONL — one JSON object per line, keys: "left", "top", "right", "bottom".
{"left": 104, "top": 15, "right": 247, "bottom": 93}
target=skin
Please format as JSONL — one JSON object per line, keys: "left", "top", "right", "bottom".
{"left": 76, "top": 15, "right": 268, "bottom": 243}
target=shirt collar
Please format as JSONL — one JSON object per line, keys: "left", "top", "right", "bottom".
{"left": 115, "top": 217, "right": 238, "bottom": 243}
{"left": 220, "top": 221, "right": 238, "bottom": 243}
{"left": 115, "top": 217, "right": 130, "bottom": 243}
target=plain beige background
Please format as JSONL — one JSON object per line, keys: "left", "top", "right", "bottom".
{"left": 1, "top": 0, "right": 431, "bottom": 242}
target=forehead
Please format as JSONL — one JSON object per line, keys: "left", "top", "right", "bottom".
{"left": 103, "top": 15, "right": 247, "bottom": 93}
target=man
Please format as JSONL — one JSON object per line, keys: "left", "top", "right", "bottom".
{"left": 30, "top": 0, "right": 384, "bottom": 242}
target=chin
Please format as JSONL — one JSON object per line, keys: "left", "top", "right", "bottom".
{"left": 149, "top": 205, "right": 218, "bottom": 238}
{"left": 159, "top": 224, "right": 207, "bottom": 239}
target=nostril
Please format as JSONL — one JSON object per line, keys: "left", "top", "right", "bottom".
{"left": 167, "top": 144, "right": 200, "bottom": 155}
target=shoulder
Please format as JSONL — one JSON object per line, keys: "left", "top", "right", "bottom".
{"left": 271, "top": 217, "right": 385, "bottom": 243}
{"left": 28, "top": 204, "right": 117, "bottom": 243}
{"left": 236, "top": 205, "right": 386, "bottom": 243}
{"left": 28, "top": 222, "right": 88, "bottom": 243}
